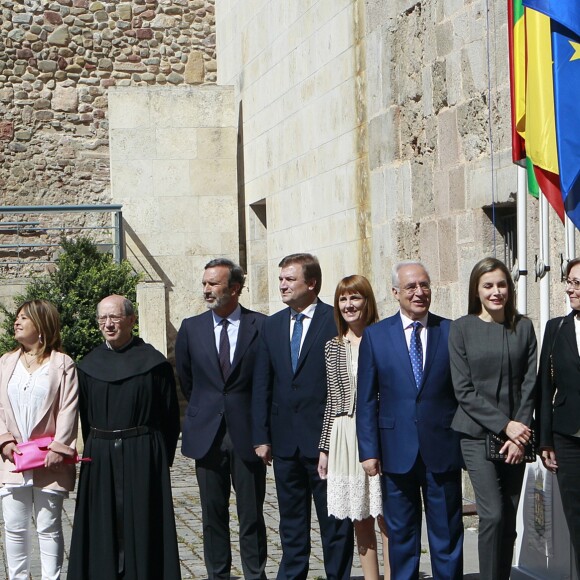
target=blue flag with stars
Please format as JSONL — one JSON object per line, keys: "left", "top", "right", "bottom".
{"left": 523, "top": 0, "right": 580, "bottom": 228}
{"left": 552, "top": 21, "right": 580, "bottom": 228}
{"left": 522, "top": 1, "right": 580, "bottom": 36}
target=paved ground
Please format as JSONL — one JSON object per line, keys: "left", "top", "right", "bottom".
{"left": 0, "top": 439, "right": 480, "bottom": 578}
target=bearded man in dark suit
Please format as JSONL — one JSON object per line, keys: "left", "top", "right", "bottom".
{"left": 176, "top": 258, "right": 267, "bottom": 579}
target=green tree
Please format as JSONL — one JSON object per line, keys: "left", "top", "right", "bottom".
{"left": 0, "top": 237, "right": 141, "bottom": 360}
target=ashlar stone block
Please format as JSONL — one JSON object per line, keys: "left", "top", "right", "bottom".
{"left": 449, "top": 166, "right": 466, "bottom": 211}
{"left": 156, "top": 127, "right": 198, "bottom": 160}
{"left": 368, "top": 107, "right": 400, "bottom": 170}
{"left": 111, "top": 159, "right": 153, "bottom": 199}
{"left": 136, "top": 281, "right": 167, "bottom": 356}
{"left": 461, "top": 39, "right": 487, "bottom": 95}
{"left": 436, "top": 20, "right": 453, "bottom": 57}
{"left": 434, "top": 169, "right": 450, "bottom": 215}
{"left": 157, "top": 196, "right": 200, "bottom": 234}
{"left": 109, "top": 127, "right": 156, "bottom": 160}
{"left": 152, "top": 159, "right": 196, "bottom": 198}
{"left": 410, "top": 160, "right": 436, "bottom": 220}
{"left": 189, "top": 158, "right": 237, "bottom": 196}
{"left": 196, "top": 127, "right": 237, "bottom": 160}
{"left": 150, "top": 86, "right": 236, "bottom": 128}
{"left": 419, "top": 220, "right": 440, "bottom": 280}
{"left": 445, "top": 51, "right": 462, "bottom": 107}
{"left": 108, "top": 88, "right": 151, "bottom": 129}
{"left": 437, "top": 108, "right": 460, "bottom": 169}
{"left": 438, "top": 217, "right": 458, "bottom": 282}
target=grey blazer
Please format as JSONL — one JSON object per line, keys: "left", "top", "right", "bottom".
{"left": 449, "top": 314, "right": 537, "bottom": 438}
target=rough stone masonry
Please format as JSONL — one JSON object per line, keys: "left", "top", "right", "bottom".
{"left": 0, "top": 0, "right": 216, "bottom": 210}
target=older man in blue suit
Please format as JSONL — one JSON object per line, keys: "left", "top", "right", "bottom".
{"left": 253, "top": 253, "right": 353, "bottom": 580}
{"left": 357, "top": 260, "right": 463, "bottom": 580}
{"left": 176, "top": 258, "right": 267, "bottom": 579}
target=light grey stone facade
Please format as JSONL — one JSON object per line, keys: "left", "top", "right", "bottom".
{"left": 0, "top": 0, "right": 573, "bottom": 348}
{"left": 217, "top": 0, "right": 569, "bottom": 325}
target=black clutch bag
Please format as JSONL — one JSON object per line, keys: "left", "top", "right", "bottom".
{"left": 485, "top": 431, "right": 536, "bottom": 463}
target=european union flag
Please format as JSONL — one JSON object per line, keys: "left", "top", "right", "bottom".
{"left": 522, "top": 0, "right": 580, "bottom": 36}
{"left": 552, "top": 21, "right": 580, "bottom": 228}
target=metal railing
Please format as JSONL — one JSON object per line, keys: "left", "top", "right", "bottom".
{"left": 0, "top": 205, "right": 124, "bottom": 266}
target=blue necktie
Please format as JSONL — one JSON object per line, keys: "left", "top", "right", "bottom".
{"left": 291, "top": 313, "right": 305, "bottom": 372}
{"left": 410, "top": 321, "right": 423, "bottom": 388}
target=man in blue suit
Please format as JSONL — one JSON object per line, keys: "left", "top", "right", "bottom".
{"left": 176, "top": 258, "right": 267, "bottom": 579}
{"left": 253, "top": 253, "right": 353, "bottom": 580}
{"left": 357, "top": 260, "right": 463, "bottom": 580}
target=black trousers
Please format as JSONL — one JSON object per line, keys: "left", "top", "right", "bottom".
{"left": 272, "top": 450, "right": 354, "bottom": 580}
{"left": 554, "top": 432, "right": 580, "bottom": 576}
{"left": 461, "top": 437, "right": 526, "bottom": 580}
{"left": 196, "top": 423, "right": 267, "bottom": 579}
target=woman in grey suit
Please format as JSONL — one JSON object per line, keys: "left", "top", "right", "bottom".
{"left": 449, "top": 257, "right": 537, "bottom": 580}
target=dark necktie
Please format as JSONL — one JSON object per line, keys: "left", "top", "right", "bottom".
{"left": 219, "top": 319, "right": 231, "bottom": 380}
{"left": 410, "top": 321, "right": 423, "bottom": 388}
{"left": 291, "top": 313, "right": 305, "bottom": 372}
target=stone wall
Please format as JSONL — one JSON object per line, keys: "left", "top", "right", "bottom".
{"left": 217, "top": 0, "right": 572, "bottom": 324}
{"left": 218, "top": 0, "right": 371, "bottom": 310}
{"left": 364, "top": 0, "right": 570, "bottom": 322}
{"left": 108, "top": 85, "right": 239, "bottom": 352}
{"left": 0, "top": 0, "right": 216, "bottom": 211}
{"left": 364, "top": 0, "right": 514, "bottom": 315}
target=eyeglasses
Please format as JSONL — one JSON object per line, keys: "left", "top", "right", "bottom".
{"left": 96, "top": 315, "right": 125, "bottom": 325}
{"left": 400, "top": 282, "right": 431, "bottom": 295}
{"left": 565, "top": 278, "right": 580, "bottom": 290}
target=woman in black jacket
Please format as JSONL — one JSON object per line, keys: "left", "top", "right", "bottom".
{"left": 538, "top": 256, "right": 580, "bottom": 575}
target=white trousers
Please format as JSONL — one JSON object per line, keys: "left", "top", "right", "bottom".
{"left": 1, "top": 486, "right": 64, "bottom": 580}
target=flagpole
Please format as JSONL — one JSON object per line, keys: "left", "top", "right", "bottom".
{"left": 565, "top": 216, "right": 576, "bottom": 264}
{"left": 565, "top": 216, "right": 576, "bottom": 312}
{"left": 539, "top": 193, "right": 550, "bottom": 346}
{"left": 517, "top": 165, "right": 528, "bottom": 314}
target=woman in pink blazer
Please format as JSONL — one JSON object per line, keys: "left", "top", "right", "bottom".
{"left": 0, "top": 300, "right": 79, "bottom": 580}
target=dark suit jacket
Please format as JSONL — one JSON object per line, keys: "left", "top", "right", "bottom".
{"left": 449, "top": 314, "right": 537, "bottom": 439}
{"left": 252, "top": 301, "right": 337, "bottom": 458}
{"left": 176, "top": 306, "right": 265, "bottom": 463}
{"left": 538, "top": 312, "right": 580, "bottom": 448}
{"left": 357, "top": 312, "right": 462, "bottom": 474}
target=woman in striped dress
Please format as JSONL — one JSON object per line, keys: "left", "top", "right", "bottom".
{"left": 318, "top": 275, "right": 389, "bottom": 580}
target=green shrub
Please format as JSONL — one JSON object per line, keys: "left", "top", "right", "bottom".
{"left": 0, "top": 237, "right": 141, "bottom": 360}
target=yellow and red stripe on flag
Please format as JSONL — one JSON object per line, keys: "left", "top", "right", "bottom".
{"left": 525, "top": 7, "right": 564, "bottom": 219}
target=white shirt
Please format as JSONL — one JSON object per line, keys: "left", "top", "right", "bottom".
{"left": 212, "top": 304, "right": 242, "bottom": 364}
{"left": 400, "top": 311, "right": 428, "bottom": 368}
{"left": 5, "top": 360, "right": 50, "bottom": 487}
{"left": 574, "top": 315, "right": 580, "bottom": 356}
{"left": 289, "top": 299, "right": 318, "bottom": 357}
{"left": 572, "top": 316, "right": 580, "bottom": 437}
